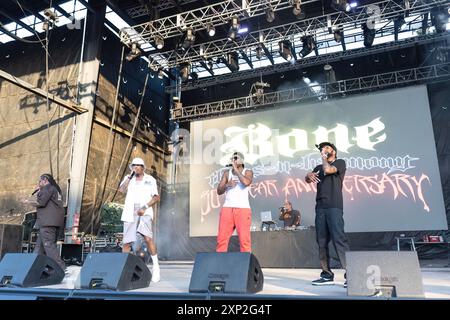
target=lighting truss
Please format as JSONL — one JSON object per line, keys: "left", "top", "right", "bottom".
{"left": 126, "top": 0, "right": 200, "bottom": 19}
{"left": 120, "top": 0, "right": 318, "bottom": 45}
{"left": 170, "top": 63, "right": 450, "bottom": 121}
{"left": 165, "top": 32, "right": 450, "bottom": 93}
{"left": 121, "top": 0, "right": 447, "bottom": 71}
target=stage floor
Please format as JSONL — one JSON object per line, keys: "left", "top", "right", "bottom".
{"left": 36, "top": 261, "right": 450, "bottom": 299}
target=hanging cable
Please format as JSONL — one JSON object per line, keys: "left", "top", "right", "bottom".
{"left": 90, "top": 46, "right": 126, "bottom": 234}
{"left": 109, "top": 73, "right": 151, "bottom": 204}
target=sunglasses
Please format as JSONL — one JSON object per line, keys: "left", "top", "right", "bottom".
{"left": 132, "top": 164, "right": 144, "bottom": 168}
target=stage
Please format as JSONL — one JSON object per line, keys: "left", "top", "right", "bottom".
{"left": 0, "top": 260, "right": 449, "bottom": 300}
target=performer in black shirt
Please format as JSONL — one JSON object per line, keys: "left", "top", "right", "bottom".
{"left": 278, "top": 200, "right": 301, "bottom": 228}
{"left": 305, "top": 142, "right": 349, "bottom": 287}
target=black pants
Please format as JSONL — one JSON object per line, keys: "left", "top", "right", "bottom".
{"left": 34, "top": 226, "right": 65, "bottom": 270}
{"left": 315, "top": 208, "right": 349, "bottom": 276}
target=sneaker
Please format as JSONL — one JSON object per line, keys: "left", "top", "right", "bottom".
{"left": 312, "top": 276, "right": 334, "bottom": 286}
{"left": 151, "top": 265, "right": 160, "bottom": 283}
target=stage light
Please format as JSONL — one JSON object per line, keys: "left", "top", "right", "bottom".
{"left": 266, "top": 6, "right": 275, "bottom": 23}
{"left": 190, "top": 71, "right": 199, "bottom": 81}
{"left": 230, "top": 16, "right": 240, "bottom": 31}
{"left": 256, "top": 46, "right": 263, "bottom": 59}
{"left": 125, "top": 42, "right": 142, "bottom": 61}
{"left": 158, "top": 69, "right": 164, "bottom": 79}
{"left": 334, "top": 29, "right": 343, "bottom": 42}
{"left": 279, "top": 40, "right": 294, "bottom": 61}
{"left": 324, "top": 64, "right": 336, "bottom": 83}
{"left": 207, "top": 24, "right": 216, "bottom": 37}
{"left": 181, "top": 28, "right": 195, "bottom": 50}
{"left": 154, "top": 36, "right": 164, "bottom": 50}
{"left": 299, "top": 36, "right": 315, "bottom": 57}
{"left": 431, "top": 7, "right": 448, "bottom": 33}
{"left": 227, "top": 16, "right": 240, "bottom": 41}
{"left": 227, "top": 52, "right": 239, "bottom": 72}
{"left": 362, "top": 23, "right": 375, "bottom": 48}
{"left": 394, "top": 16, "right": 405, "bottom": 41}
{"left": 179, "top": 63, "right": 191, "bottom": 81}
{"left": 238, "top": 26, "right": 248, "bottom": 34}
{"left": 207, "top": 58, "right": 214, "bottom": 70}
{"left": 228, "top": 29, "right": 237, "bottom": 41}
{"left": 292, "top": 0, "right": 306, "bottom": 20}
{"left": 331, "top": 0, "right": 349, "bottom": 12}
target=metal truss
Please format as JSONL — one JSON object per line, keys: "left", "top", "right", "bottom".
{"left": 121, "top": 0, "right": 312, "bottom": 42}
{"left": 124, "top": 0, "right": 446, "bottom": 71}
{"left": 170, "top": 63, "right": 450, "bottom": 121}
{"left": 165, "top": 32, "right": 450, "bottom": 93}
{"left": 126, "top": 0, "right": 215, "bottom": 19}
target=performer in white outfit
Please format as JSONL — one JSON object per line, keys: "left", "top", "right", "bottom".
{"left": 119, "top": 157, "right": 161, "bottom": 282}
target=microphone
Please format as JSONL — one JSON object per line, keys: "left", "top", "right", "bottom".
{"left": 129, "top": 171, "right": 136, "bottom": 179}
{"left": 315, "top": 144, "right": 328, "bottom": 157}
{"left": 31, "top": 188, "right": 39, "bottom": 196}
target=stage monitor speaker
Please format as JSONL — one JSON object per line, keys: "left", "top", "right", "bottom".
{"left": 0, "top": 253, "right": 64, "bottom": 287}
{"left": 189, "top": 252, "right": 264, "bottom": 294}
{"left": 0, "top": 224, "right": 23, "bottom": 259}
{"left": 346, "top": 251, "right": 424, "bottom": 298}
{"left": 80, "top": 253, "right": 151, "bottom": 291}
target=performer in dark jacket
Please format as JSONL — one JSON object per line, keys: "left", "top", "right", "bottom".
{"left": 24, "top": 174, "right": 65, "bottom": 270}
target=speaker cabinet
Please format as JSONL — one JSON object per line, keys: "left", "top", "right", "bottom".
{"left": 189, "top": 252, "right": 264, "bottom": 294}
{"left": 0, "top": 253, "right": 64, "bottom": 287}
{"left": 80, "top": 253, "right": 151, "bottom": 291}
{"left": 0, "top": 224, "right": 23, "bottom": 259}
{"left": 346, "top": 251, "right": 424, "bottom": 298}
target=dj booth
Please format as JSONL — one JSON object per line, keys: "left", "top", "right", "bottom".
{"left": 250, "top": 227, "right": 320, "bottom": 268}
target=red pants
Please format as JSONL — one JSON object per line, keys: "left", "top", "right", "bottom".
{"left": 216, "top": 207, "right": 252, "bottom": 252}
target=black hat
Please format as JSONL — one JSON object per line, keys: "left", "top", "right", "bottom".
{"left": 317, "top": 142, "right": 337, "bottom": 152}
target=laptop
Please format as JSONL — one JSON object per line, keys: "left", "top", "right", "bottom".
{"left": 260, "top": 211, "right": 274, "bottom": 223}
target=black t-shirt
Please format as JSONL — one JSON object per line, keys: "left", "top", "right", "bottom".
{"left": 279, "top": 209, "right": 300, "bottom": 228}
{"left": 313, "top": 158, "right": 346, "bottom": 210}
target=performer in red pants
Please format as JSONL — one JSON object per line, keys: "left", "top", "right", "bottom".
{"left": 216, "top": 152, "right": 254, "bottom": 252}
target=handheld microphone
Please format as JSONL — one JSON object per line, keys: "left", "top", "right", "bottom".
{"left": 31, "top": 188, "right": 39, "bottom": 196}
{"left": 129, "top": 171, "right": 136, "bottom": 179}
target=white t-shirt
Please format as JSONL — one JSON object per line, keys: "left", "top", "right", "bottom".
{"left": 223, "top": 168, "right": 251, "bottom": 209}
{"left": 120, "top": 173, "right": 158, "bottom": 223}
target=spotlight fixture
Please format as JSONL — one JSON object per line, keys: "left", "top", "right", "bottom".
{"left": 158, "top": 69, "right": 164, "bottom": 79}
{"left": 125, "top": 42, "right": 142, "bottom": 61}
{"left": 393, "top": 16, "right": 405, "bottom": 41}
{"left": 256, "top": 46, "right": 263, "bottom": 59}
{"left": 266, "top": 6, "right": 275, "bottom": 23}
{"left": 207, "top": 58, "right": 214, "bottom": 70}
{"left": 230, "top": 16, "right": 240, "bottom": 31}
{"left": 431, "top": 7, "right": 448, "bottom": 33}
{"left": 207, "top": 24, "right": 216, "bottom": 37}
{"left": 292, "top": 0, "right": 306, "bottom": 19}
{"left": 181, "top": 28, "right": 195, "bottom": 51}
{"left": 333, "top": 29, "right": 343, "bottom": 43}
{"left": 155, "top": 36, "right": 164, "bottom": 49}
{"left": 179, "top": 62, "right": 191, "bottom": 81}
{"left": 227, "top": 52, "right": 239, "bottom": 72}
{"left": 362, "top": 23, "right": 375, "bottom": 47}
{"left": 228, "top": 29, "right": 237, "bottom": 41}
{"left": 330, "top": 0, "right": 350, "bottom": 12}
{"left": 279, "top": 40, "right": 294, "bottom": 61}
{"left": 227, "top": 16, "right": 240, "bottom": 41}
{"left": 190, "top": 71, "right": 199, "bottom": 81}
{"left": 324, "top": 64, "right": 336, "bottom": 83}
{"left": 299, "top": 36, "right": 316, "bottom": 57}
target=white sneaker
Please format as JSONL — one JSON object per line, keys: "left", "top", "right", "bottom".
{"left": 151, "top": 265, "right": 160, "bottom": 283}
